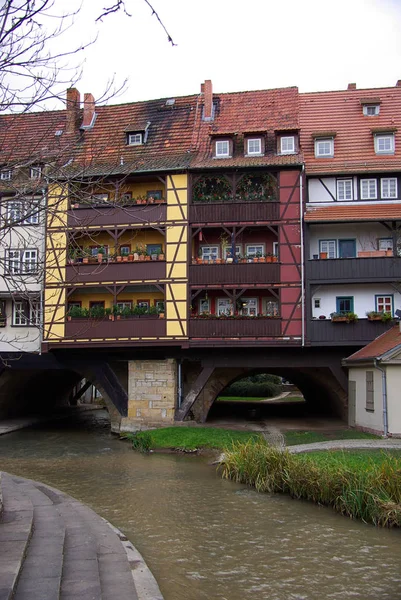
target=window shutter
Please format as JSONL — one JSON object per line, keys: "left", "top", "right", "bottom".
{"left": 366, "top": 371, "right": 374, "bottom": 412}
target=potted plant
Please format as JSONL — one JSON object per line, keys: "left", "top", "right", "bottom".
{"left": 97, "top": 246, "right": 106, "bottom": 263}
{"left": 346, "top": 312, "right": 358, "bottom": 323}
{"left": 330, "top": 312, "right": 348, "bottom": 322}
{"left": 158, "top": 251, "right": 165, "bottom": 261}
{"left": 381, "top": 311, "right": 393, "bottom": 323}
{"left": 121, "top": 306, "right": 132, "bottom": 319}
{"left": 366, "top": 310, "right": 382, "bottom": 321}
{"left": 226, "top": 253, "right": 234, "bottom": 264}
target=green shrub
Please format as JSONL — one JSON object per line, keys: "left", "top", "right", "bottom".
{"left": 221, "top": 381, "right": 281, "bottom": 398}
{"left": 122, "top": 431, "right": 153, "bottom": 453}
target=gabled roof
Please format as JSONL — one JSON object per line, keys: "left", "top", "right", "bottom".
{"left": 300, "top": 85, "right": 401, "bottom": 175}
{"left": 190, "top": 86, "right": 302, "bottom": 169}
{"left": 305, "top": 202, "right": 401, "bottom": 222}
{"left": 344, "top": 325, "right": 401, "bottom": 363}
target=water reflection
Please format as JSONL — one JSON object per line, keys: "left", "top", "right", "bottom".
{"left": 0, "top": 411, "right": 400, "bottom": 600}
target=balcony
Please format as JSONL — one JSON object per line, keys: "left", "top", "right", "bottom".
{"left": 307, "top": 256, "right": 401, "bottom": 284}
{"left": 189, "top": 317, "right": 281, "bottom": 338}
{"left": 190, "top": 202, "right": 279, "bottom": 225}
{"left": 307, "top": 318, "right": 394, "bottom": 346}
{"left": 66, "top": 259, "right": 166, "bottom": 284}
{"left": 65, "top": 316, "right": 166, "bottom": 342}
{"left": 67, "top": 203, "right": 167, "bottom": 228}
{"left": 189, "top": 262, "right": 280, "bottom": 286}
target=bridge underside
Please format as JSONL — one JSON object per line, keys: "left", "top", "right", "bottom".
{"left": 0, "top": 345, "right": 353, "bottom": 431}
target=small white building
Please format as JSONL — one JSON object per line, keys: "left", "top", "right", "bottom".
{"left": 343, "top": 325, "right": 401, "bottom": 436}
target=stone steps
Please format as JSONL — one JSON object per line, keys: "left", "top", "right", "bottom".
{"left": 0, "top": 472, "right": 148, "bottom": 600}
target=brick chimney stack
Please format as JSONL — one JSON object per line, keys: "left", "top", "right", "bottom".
{"left": 202, "top": 79, "right": 213, "bottom": 121}
{"left": 347, "top": 83, "right": 356, "bottom": 90}
{"left": 66, "top": 87, "right": 81, "bottom": 134}
{"left": 81, "top": 93, "right": 96, "bottom": 129}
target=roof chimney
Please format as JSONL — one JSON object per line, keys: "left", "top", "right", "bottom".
{"left": 396, "top": 80, "right": 401, "bottom": 87}
{"left": 81, "top": 93, "right": 96, "bottom": 130}
{"left": 202, "top": 79, "right": 213, "bottom": 121}
{"left": 347, "top": 83, "right": 356, "bottom": 90}
{"left": 66, "top": 87, "right": 81, "bottom": 134}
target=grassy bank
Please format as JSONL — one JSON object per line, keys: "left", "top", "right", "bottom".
{"left": 221, "top": 439, "right": 401, "bottom": 527}
{"left": 122, "top": 426, "right": 261, "bottom": 452}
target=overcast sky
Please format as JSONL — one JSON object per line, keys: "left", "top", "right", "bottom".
{"left": 53, "top": 0, "right": 401, "bottom": 106}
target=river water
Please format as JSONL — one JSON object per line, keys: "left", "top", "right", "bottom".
{"left": 0, "top": 411, "right": 400, "bottom": 600}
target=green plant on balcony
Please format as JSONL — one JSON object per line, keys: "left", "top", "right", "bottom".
{"left": 121, "top": 306, "right": 132, "bottom": 318}
{"left": 68, "top": 306, "right": 89, "bottom": 318}
{"left": 192, "top": 175, "right": 232, "bottom": 203}
{"left": 89, "top": 305, "right": 106, "bottom": 318}
{"left": 330, "top": 311, "right": 358, "bottom": 323}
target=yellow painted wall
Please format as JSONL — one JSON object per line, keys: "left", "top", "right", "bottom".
{"left": 69, "top": 291, "right": 164, "bottom": 309}
{"left": 88, "top": 181, "right": 166, "bottom": 201}
{"left": 44, "top": 184, "right": 68, "bottom": 341}
{"left": 73, "top": 230, "right": 165, "bottom": 255}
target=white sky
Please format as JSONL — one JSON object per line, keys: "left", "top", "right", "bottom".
{"left": 52, "top": 0, "right": 401, "bottom": 106}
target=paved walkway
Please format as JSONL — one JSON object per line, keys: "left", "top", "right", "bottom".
{"left": 0, "top": 472, "right": 163, "bottom": 600}
{"left": 287, "top": 438, "right": 401, "bottom": 453}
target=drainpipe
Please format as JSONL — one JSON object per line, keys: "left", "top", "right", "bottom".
{"left": 374, "top": 358, "right": 388, "bottom": 437}
{"left": 299, "top": 165, "right": 305, "bottom": 346}
{"left": 177, "top": 359, "right": 183, "bottom": 408}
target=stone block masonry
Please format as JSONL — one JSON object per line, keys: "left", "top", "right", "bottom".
{"left": 122, "top": 359, "right": 177, "bottom": 430}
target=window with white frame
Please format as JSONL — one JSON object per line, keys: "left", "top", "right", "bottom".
{"left": 374, "top": 134, "right": 395, "bottom": 155}
{"left": 199, "top": 298, "right": 210, "bottom": 314}
{"left": 30, "top": 166, "right": 42, "bottom": 179}
{"left": 0, "top": 169, "right": 12, "bottom": 180}
{"left": 200, "top": 246, "right": 219, "bottom": 261}
{"left": 13, "top": 299, "right": 41, "bottom": 326}
{"left": 127, "top": 133, "right": 143, "bottom": 146}
{"left": 273, "top": 242, "right": 279, "bottom": 258}
{"left": 378, "top": 238, "right": 393, "bottom": 251}
{"left": 314, "top": 298, "right": 321, "bottom": 308}
{"left": 319, "top": 240, "right": 337, "bottom": 259}
{"left": 6, "top": 249, "right": 38, "bottom": 274}
{"left": 360, "top": 179, "right": 377, "bottom": 200}
{"left": 247, "top": 138, "right": 262, "bottom": 155}
{"left": 215, "top": 140, "right": 230, "bottom": 158}
{"left": 337, "top": 179, "right": 353, "bottom": 201}
{"left": 116, "top": 301, "right": 132, "bottom": 311}
{"left": 246, "top": 244, "right": 265, "bottom": 258}
{"left": 375, "top": 295, "right": 393, "bottom": 314}
{"left": 363, "top": 105, "right": 380, "bottom": 116}
{"left": 223, "top": 245, "right": 241, "bottom": 259}
{"left": 137, "top": 301, "right": 149, "bottom": 309}
{"left": 381, "top": 178, "right": 398, "bottom": 199}
{"left": 240, "top": 298, "right": 258, "bottom": 316}
{"left": 7, "top": 200, "right": 40, "bottom": 225}
{"left": 280, "top": 136, "right": 295, "bottom": 154}
{"left": 315, "top": 138, "right": 334, "bottom": 157}
{"left": 217, "top": 298, "right": 233, "bottom": 316}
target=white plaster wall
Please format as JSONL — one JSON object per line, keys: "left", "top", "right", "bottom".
{"left": 0, "top": 224, "right": 45, "bottom": 293}
{"left": 307, "top": 176, "right": 358, "bottom": 203}
{"left": 308, "top": 223, "right": 391, "bottom": 259}
{"left": 311, "top": 284, "right": 401, "bottom": 319}
{"left": 349, "top": 367, "right": 383, "bottom": 433}
{"left": 385, "top": 365, "right": 401, "bottom": 436}
{"left": 0, "top": 297, "right": 41, "bottom": 352}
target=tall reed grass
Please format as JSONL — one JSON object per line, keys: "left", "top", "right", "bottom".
{"left": 220, "top": 439, "right": 401, "bottom": 527}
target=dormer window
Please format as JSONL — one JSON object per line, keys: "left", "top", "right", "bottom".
{"left": 363, "top": 104, "right": 380, "bottom": 116}
{"left": 0, "top": 169, "right": 12, "bottom": 180}
{"left": 280, "top": 136, "right": 295, "bottom": 154}
{"left": 30, "top": 166, "right": 42, "bottom": 179}
{"left": 127, "top": 132, "right": 143, "bottom": 146}
{"left": 215, "top": 139, "right": 230, "bottom": 158}
{"left": 315, "top": 138, "right": 334, "bottom": 157}
{"left": 374, "top": 133, "right": 395, "bottom": 155}
{"left": 247, "top": 138, "right": 262, "bottom": 156}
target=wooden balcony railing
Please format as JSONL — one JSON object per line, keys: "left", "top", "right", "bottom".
{"left": 189, "top": 262, "right": 280, "bottom": 285}
{"left": 65, "top": 316, "right": 166, "bottom": 341}
{"left": 66, "top": 260, "right": 165, "bottom": 284}
{"left": 190, "top": 201, "right": 279, "bottom": 224}
{"left": 67, "top": 203, "right": 167, "bottom": 228}
{"left": 189, "top": 317, "right": 281, "bottom": 338}
{"left": 307, "top": 257, "right": 401, "bottom": 283}
{"left": 307, "top": 318, "right": 395, "bottom": 346}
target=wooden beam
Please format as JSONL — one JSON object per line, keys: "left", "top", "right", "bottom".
{"left": 70, "top": 380, "right": 92, "bottom": 405}
{"left": 175, "top": 366, "right": 214, "bottom": 421}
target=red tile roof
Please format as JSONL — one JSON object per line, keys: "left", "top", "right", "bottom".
{"left": 190, "top": 87, "right": 302, "bottom": 169}
{"left": 305, "top": 202, "right": 401, "bottom": 222}
{"left": 345, "top": 325, "right": 401, "bottom": 361}
{"left": 300, "top": 86, "right": 401, "bottom": 175}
